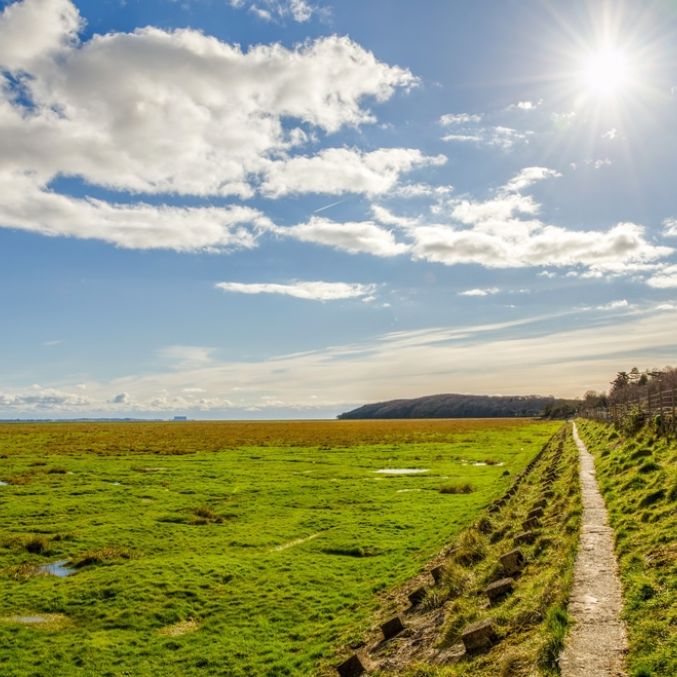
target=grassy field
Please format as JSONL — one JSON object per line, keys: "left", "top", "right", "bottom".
{"left": 576, "top": 420, "right": 677, "bottom": 677}
{"left": 0, "top": 419, "right": 559, "bottom": 676}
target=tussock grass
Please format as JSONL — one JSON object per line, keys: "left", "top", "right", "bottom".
{"left": 439, "top": 483, "right": 474, "bottom": 495}
{"left": 72, "top": 546, "right": 133, "bottom": 569}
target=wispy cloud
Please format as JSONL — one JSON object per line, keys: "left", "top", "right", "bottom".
{"left": 6, "top": 305, "right": 677, "bottom": 415}
{"left": 215, "top": 280, "right": 377, "bottom": 301}
{"left": 229, "top": 0, "right": 325, "bottom": 23}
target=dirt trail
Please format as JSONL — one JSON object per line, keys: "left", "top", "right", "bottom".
{"left": 559, "top": 423, "right": 628, "bottom": 676}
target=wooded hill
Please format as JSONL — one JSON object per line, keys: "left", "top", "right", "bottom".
{"left": 338, "top": 393, "right": 563, "bottom": 419}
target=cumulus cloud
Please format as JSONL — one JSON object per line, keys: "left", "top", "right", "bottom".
{"left": 0, "top": 0, "right": 420, "bottom": 250}
{"left": 111, "top": 392, "right": 131, "bottom": 404}
{"left": 275, "top": 165, "right": 670, "bottom": 273}
{"left": 0, "top": 171, "right": 267, "bottom": 251}
{"left": 0, "top": 5, "right": 416, "bottom": 193}
{"left": 259, "top": 148, "right": 444, "bottom": 198}
{"left": 0, "top": 387, "right": 90, "bottom": 410}
{"left": 410, "top": 221, "right": 669, "bottom": 270}
{"left": 215, "top": 280, "right": 377, "bottom": 301}
{"left": 0, "top": 0, "right": 80, "bottom": 71}
{"left": 646, "top": 265, "right": 677, "bottom": 289}
{"left": 280, "top": 217, "right": 410, "bottom": 257}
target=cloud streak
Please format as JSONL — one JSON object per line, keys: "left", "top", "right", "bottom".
{"left": 215, "top": 280, "right": 377, "bottom": 300}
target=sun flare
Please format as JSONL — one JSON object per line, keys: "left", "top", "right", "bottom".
{"left": 579, "top": 46, "right": 633, "bottom": 99}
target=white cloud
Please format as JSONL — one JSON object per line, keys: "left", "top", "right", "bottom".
{"left": 597, "top": 299, "right": 629, "bottom": 310}
{"left": 230, "top": 0, "right": 322, "bottom": 23}
{"left": 0, "top": 0, "right": 420, "bottom": 250}
{"left": 507, "top": 100, "right": 542, "bottom": 111}
{"left": 387, "top": 183, "right": 454, "bottom": 198}
{"left": 8, "top": 306, "right": 677, "bottom": 414}
{"left": 439, "top": 113, "right": 482, "bottom": 125}
{"left": 371, "top": 205, "right": 417, "bottom": 227}
{"left": 458, "top": 287, "right": 500, "bottom": 297}
{"left": 602, "top": 128, "right": 618, "bottom": 140}
{"left": 439, "top": 112, "right": 529, "bottom": 149}
{"left": 259, "top": 148, "right": 444, "bottom": 198}
{"left": 0, "top": 23, "right": 416, "bottom": 195}
{"left": 442, "top": 126, "right": 529, "bottom": 150}
{"left": 663, "top": 218, "right": 677, "bottom": 236}
{"left": 0, "top": 171, "right": 267, "bottom": 252}
{"left": 110, "top": 392, "right": 131, "bottom": 404}
{"left": 0, "top": 387, "right": 90, "bottom": 410}
{"left": 647, "top": 265, "right": 677, "bottom": 289}
{"left": 0, "top": 0, "right": 80, "bottom": 71}
{"left": 275, "top": 166, "right": 671, "bottom": 274}
{"left": 280, "top": 217, "right": 409, "bottom": 257}
{"left": 500, "top": 166, "right": 561, "bottom": 194}
{"left": 215, "top": 280, "right": 377, "bottom": 301}
{"left": 410, "top": 221, "right": 668, "bottom": 270}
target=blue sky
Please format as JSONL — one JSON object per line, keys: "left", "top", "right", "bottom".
{"left": 1, "top": 0, "right": 676, "bottom": 418}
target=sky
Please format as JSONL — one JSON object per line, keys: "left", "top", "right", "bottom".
{"left": 1, "top": 0, "right": 676, "bottom": 419}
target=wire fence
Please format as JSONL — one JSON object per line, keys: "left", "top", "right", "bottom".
{"left": 581, "top": 379, "right": 677, "bottom": 434}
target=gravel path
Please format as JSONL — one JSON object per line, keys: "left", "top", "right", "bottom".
{"left": 559, "top": 422, "right": 628, "bottom": 676}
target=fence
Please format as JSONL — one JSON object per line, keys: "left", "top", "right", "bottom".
{"left": 581, "top": 379, "right": 677, "bottom": 434}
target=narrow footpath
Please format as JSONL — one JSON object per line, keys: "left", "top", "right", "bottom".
{"left": 559, "top": 423, "right": 628, "bottom": 676}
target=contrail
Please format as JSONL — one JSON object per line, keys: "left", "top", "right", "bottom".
{"left": 313, "top": 197, "right": 349, "bottom": 214}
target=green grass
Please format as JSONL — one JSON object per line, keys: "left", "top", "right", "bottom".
{"left": 369, "top": 423, "right": 582, "bottom": 676}
{"left": 0, "top": 419, "right": 559, "bottom": 676}
{"left": 576, "top": 420, "right": 677, "bottom": 677}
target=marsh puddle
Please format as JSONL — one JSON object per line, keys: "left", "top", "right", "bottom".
{"left": 38, "top": 560, "right": 75, "bottom": 577}
{"left": 396, "top": 488, "right": 423, "bottom": 493}
{"left": 13, "top": 615, "right": 48, "bottom": 623}
{"left": 0, "top": 480, "right": 7, "bottom": 486}
{"left": 374, "top": 468, "right": 429, "bottom": 475}
{"left": 2, "top": 613, "right": 69, "bottom": 629}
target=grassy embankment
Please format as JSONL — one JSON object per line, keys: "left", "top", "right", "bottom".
{"left": 348, "top": 422, "right": 581, "bottom": 677}
{"left": 576, "top": 419, "right": 676, "bottom": 677}
{"left": 0, "top": 419, "right": 558, "bottom": 676}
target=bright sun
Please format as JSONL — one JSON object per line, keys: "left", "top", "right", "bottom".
{"left": 579, "top": 46, "right": 633, "bottom": 99}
